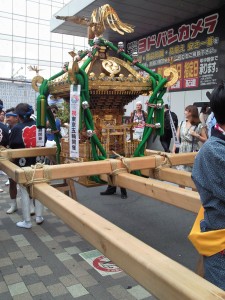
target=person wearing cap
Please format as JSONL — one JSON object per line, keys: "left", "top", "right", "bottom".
{"left": 9, "top": 103, "right": 44, "bottom": 228}
{"left": 130, "top": 101, "right": 147, "bottom": 140}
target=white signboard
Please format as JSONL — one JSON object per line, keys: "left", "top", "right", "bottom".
{"left": 69, "top": 85, "right": 81, "bottom": 158}
{"left": 36, "top": 128, "right": 45, "bottom": 147}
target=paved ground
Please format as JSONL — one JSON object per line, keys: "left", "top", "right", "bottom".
{"left": 0, "top": 170, "right": 200, "bottom": 300}
{"left": 0, "top": 173, "right": 158, "bottom": 300}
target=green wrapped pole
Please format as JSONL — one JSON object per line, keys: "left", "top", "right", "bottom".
{"left": 36, "top": 68, "right": 68, "bottom": 164}
{"left": 36, "top": 95, "right": 46, "bottom": 128}
{"left": 133, "top": 78, "right": 168, "bottom": 158}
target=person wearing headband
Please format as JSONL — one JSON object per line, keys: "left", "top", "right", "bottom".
{"left": 130, "top": 101, "right": 147, "bottom": 140}
{"left": 9, "top": 103, "right": 44, "bottom": 228}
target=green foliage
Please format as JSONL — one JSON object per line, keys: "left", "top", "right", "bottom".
{"left": 57, "top": 101, "right": 70, "bottom": 124}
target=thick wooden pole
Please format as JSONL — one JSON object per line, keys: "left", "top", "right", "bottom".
{"left": 0, "top": 147, "right": 56, "bottom": 158}
{"left": 142, "top": 167, "right": 196, "bottom": 189}
{"left": 0, "top": 160, "right": 24, "bottom": 182}
{"left": 32, "top": 183, "right": 224, "bottom": 300}
{"left": 114, "top": 173, "right": 200, "bottom": 213}
{"left": 0, "top": 157, "right": 162, "bottom": 184}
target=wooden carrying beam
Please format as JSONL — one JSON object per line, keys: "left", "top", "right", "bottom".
{"left": 0, "top": 157, "right": 163, "bottom": 184}
{"left": 114, "top": 173, "right": 200, "bottom": 213}
{"left": 0, "top": 159, "right": 25, "bottom": 182}
{"left": 32, "top": 183, "right": 224, "bottom": 300}
{"left": 145, "top": 150, "right": 197, "bottom": 166}
{"left": 142, "top": 167, "right": 196, "bottom": 189}
{"left": 0, "top": 147, "right": 56, "bottom": 159}
{"left": 0, "top": 153, "right": 196, "bottom": 185}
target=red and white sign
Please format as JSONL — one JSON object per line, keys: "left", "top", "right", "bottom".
{"left": 79, "top": 250, "right": 122, "bottom": 276}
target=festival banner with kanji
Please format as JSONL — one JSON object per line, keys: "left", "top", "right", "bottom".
{"left": 127, "top": 6, "right": 225, "bottom": 91}
{"left": 69, "top": 85, "right": 80, "bottom": 158}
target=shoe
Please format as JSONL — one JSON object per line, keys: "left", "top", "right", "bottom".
{"left": 6, "top": 204, "right": 18, "bottom": 214}
{"left": 5, "top": 180, "right": 9, "bottom": 186}
{"left": 121, "top": 194, "right": 127, "bottom": 199}
{"left": 100, "top": 190, "right": 116, "bottom": 195}
{"left": 36, "top": 217, "right": 44, "bottom": 225}
{"left": 100, "top": 186, "right": 117, "bottom": 195}
{"left": 16, "top": 221, "right": 32, "bottom": 229}
{"left": 0, "top": 188, "right": 3, "bottom": 193}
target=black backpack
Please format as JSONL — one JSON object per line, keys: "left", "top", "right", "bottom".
{"left": 164, "top": 110, "right": 178, "bottom": 131}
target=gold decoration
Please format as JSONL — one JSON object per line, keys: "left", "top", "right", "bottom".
{"left": 56, "top": 4, "right": 134, "bottom": 38}
{"left": 164, "top": 67, "right": 179, "bottom": 87}
{"left": 68, "top": 61, "right": 79, "bottom": 84}
{"left": 28, "top": 65, "right": 43, "bottom": 74}
{"left": 106, "top": 56, "right": 141, "bottom": 78}
{"left": 31, "top": 75, "right": 44, "bottom": 92}
{"left": 102, "top": 59, "right": 121, "bottom": 75}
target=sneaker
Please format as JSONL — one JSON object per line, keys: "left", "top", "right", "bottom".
{"left": 0, "top": 188, "right": 3, "bottom": 193}
{"left": 36, "top": 217, "right": 44, "bottom": 225}
{"left": 16, "top": 220, "right": 32, "bottom": 229}
{"left": 5, "top": 180, "right": 9, "bottom": 186}
{"left": 6, "top": 204, "right": 18, "bottom": 214}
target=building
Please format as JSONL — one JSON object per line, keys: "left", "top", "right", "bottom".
{"left": 0, "top": 0, "right": 88, "bottom": 110}
{"left": 51, "top": 0, "right": 225, "bottom": 121}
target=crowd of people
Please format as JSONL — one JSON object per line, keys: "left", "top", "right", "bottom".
{"left": 0, "top": 101, "right": 61, "bottom": 228}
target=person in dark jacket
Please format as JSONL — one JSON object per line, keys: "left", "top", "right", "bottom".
{"left": 160, "top": 104, "right": 178, "bottom": 152}
{"left": 9, "top": 103, "right": 44, "bottom": 228}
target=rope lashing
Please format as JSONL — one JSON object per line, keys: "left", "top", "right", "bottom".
{"left": 0, "top": 147, "right": 8, "bottom": 160}
{"left": 22, "top": 163, "right": 51, "bottom": 197}
{"left": 107, "top": 151, "right": 131, "bottom": 186}
{"left": 153, "top": 153, "right": 173, "bottom": 179}
{"left": 111, "top": 151, "right": 131, "bottom": 173}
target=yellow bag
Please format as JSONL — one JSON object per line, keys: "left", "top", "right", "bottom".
{"left": 188, "top": 206, "right": 225, "bottom": 256}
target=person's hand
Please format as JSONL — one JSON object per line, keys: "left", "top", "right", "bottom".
{"left": 190, "top": 130, "right": 200, "bottom": 139}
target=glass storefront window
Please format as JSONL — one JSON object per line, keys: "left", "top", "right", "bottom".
{"left": 26, "top": 43, "right": 38, "bottom": 59}
{"left": 12, "top": 63, "right": 25, "bottom": 78}
{"left": 13, "top": 20, "right": 26, "bottom": 37}
{"left": 39, "top": 24, "right": 50, "bottom": 41}
{"left": 0, "top": 62, "right": 12, "bottom": 78}
{"left": 63, "top": 49, "right": 73, "bottom": 62}
{"left": 39, "top": 45, "right": 50, "bottom": 61}
{"left": 51, "top": 47, "right": 62, "bottom": 62}
{"left": 0, "top": 40, "right": 12, "bottom": 56}
{"left": 75, "top": 36, "right": 85, "bottom": 46}
{"left": 63, "top": 34, "right": 74, "bottom": 44}
{"left": 27, "top": 1, "right": 39, "bottom": 18}
{"left": 0, "top": 17, "right": 12, "bottom": 35}
{"left": 39, "top": 4, "right": 52, "bottom": 20}
{"left": 13, "top": 41, "right": 25, "bottom": 58}
{"left": 1, "top": 0, "right": 12, "bottom": 13}
{"left": 38, "top": 65, "right": 50, "bottom": 79}
{"left": 26, "top": 22, "right": 39, "bottom": 39}
{"left": 50, "top": 66, "right": 62, "bottom": 77}
{"left": 13, "top": 0, "right": 26, "bottom": 15}
{"left": 51, "top": 32, "right": 62, "bottom": 43}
